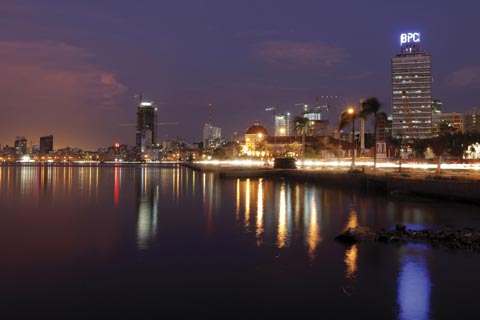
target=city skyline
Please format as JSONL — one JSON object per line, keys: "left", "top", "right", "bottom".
{"left": 0, "top": 1, "right": 479, "bottom": 149}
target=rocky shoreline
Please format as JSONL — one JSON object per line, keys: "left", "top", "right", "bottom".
{"left": 335, "top": 224, "right": 480, "bottom": 252}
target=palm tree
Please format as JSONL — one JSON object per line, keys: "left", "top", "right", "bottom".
{"left": 294, "top": 116, "right": 308, "bottom": 161}
{"left": 339, "top": 108, "right": 357, "bottom": 171}
{"left": 430, "top": 122, "right": 455, "bottom": 174}
{"left": 360, "top": 97, "right": 382, "bottom": 173}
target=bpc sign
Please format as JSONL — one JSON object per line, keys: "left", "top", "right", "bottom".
{"left": 400, "top": 32, "right": 420, "bottom": 45}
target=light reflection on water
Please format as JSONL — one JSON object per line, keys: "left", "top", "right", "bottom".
{"left": 344, "top": 205, "right": 359, "bottom": 280}
{"left": 306, "top": 188, "right": 320, "bottom": 260}
{"left": 397, "top": 244, "right": 431, "bottom": 320}
{"left": 256, "top": 178, "right": 264, "bottom": 246}
{"left": 277, "top": 182, "right": 287, "bottom": 248}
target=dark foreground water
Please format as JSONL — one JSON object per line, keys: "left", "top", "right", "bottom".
{"left": 1, "top": 164, "right": 479, "bottom": 319}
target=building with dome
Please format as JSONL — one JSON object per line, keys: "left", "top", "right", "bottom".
{"left": 242, "top": 121, "right": 269, "bottom": 157}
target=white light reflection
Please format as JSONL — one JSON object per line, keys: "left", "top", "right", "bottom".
{"left": 136, "top": 168, "right": 159, "bottom": 250}
{"left": 244, "top": 179, "right": 250, "bottom": 230}
{"left": 277, "top": 182, "right": 287, "bottom": 248}
{"left": 256, "top": 178, "right": 264, "bottom": 246}
{"left": 235, "top": 179, "right": 240, "bottom": 222}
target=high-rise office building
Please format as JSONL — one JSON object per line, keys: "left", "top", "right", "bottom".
{"left": 464, "top": 108, "right": 480, "bottom": 133}
{"left": 136, "top": 100, "right": 157, "bottom": 152}
{"left": 203, "top": 123, "right": 222, "bottom": 149}
{"left": 40, "top": 135, "right": 53, "bottom": 154}
{"left": 392, "top": 32, "right": 432, "bottom": 139}
{"left": 274, "top": 113, "right": 291, "bottom": 136}
{"left": 14, "top": 136, "right": 27, "bottom": 155}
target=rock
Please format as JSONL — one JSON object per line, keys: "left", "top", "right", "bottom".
{"left": 390, "top": 236, "right": 400, "bottom": 242}
{"left": 335, "top": 225, "right": 480, "bottom": 252}
{"left": 335, "top": 226, "right": 375, "bottom": 244}
{"left": 377, "top": 234, "right": 389, "bottom": 242}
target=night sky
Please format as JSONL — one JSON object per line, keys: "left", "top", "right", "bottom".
{"left": 1, "top": 0, "right": 479, "bottom": 149}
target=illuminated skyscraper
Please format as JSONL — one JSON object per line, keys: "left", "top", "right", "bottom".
{"left": 274, "top": 113, "right": 291, "bottom": 136}
{"left": 203, "top": 123, "right": 222, "bottom": 149}
{"left": 136, "top": 99, "right": 157, "bottom": 152}
{"left": 392, "top": 32, "right": 432, "bottom": 139}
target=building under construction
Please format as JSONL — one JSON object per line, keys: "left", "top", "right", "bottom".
{"left": 392, "top": 32, "right": 432, "bottom": 139}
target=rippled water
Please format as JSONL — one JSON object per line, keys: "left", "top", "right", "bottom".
{"left": 1, "top": 164, "right": 479, "bottom": 318}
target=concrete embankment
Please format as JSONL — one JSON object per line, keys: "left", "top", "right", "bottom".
{"left": 367, "top": 175, "right": 480, "bottom": 204}
{"left": 181, "top": 163, "right": 480, "bottom": 203}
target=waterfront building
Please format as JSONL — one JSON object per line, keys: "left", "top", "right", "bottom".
{"left": 242, "top": 121, "right": 268, "bottom": 156}
{"left": 392, "top": 32, "right": 432, "bottom": 139}
{"left": 136, "top": 100, "right": 157, "bottom": 152}
{"left": 14, "top": 136, "right": 27, "bottom": 155}
{"left": 464, "top": 108, "right": 480, "bottom": 133}
{"left": 40, "top": 135, "right": 54, "bottom": 155}
{"left": 203, "top": 123, "right": 222, "bottom": 149}
{"left": 274, "top": 113, "right": 291, "bottom": 136}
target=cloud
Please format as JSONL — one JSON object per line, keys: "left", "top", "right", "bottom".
{"left": 0, "top": 41, "right": 127, "bottom": 148}
{"left": 253, "top": 40, "right": 349, "bottom": 69}
{"left": 0, "top": 41, "right": 126, "bottom": 109}
{"left": 447, "top": 66, "right": 480, "bottom": 88}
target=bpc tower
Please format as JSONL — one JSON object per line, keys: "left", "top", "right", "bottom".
{"left": 392, "top": 32, "right": 432, "bottom": 139}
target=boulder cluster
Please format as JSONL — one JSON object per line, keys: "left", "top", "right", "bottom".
{"left": 335, "top": 224, "right": 480, "bottom": 252}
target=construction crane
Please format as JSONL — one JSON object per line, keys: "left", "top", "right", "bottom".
{"left": 402, "top": 90, "right": 414, "bottom": 140}
{"left": 314, "top": 95, "right": 343, "bottom": 117}
{"left": 314, "top": 96, "right": 330, "bottom": 114}
{"left": 208, "top": 103, "right": 213, "bottom": 125}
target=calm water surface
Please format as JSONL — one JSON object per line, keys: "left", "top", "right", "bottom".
{"left": 1, "top": 165, "right": 479, "bottom": 318}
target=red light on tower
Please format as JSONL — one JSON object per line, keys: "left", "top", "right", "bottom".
{"left": 114, "top": 143, "right": 120, "bottom": 148}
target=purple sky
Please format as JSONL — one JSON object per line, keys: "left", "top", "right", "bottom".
{"left": 1, "top": 0, "right": 479, "bottom": 149}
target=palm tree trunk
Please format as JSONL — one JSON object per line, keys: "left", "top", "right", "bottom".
{"left": 436, "top": 155, "right": 441, "bottom": 174}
